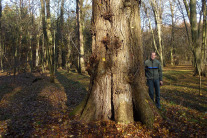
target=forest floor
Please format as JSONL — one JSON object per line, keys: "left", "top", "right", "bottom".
{"left": 0, "top": 65, "right": 206, "bottom": 137}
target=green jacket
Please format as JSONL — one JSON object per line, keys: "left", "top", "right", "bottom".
{"left": 144, "top": 59, "right": 162, "bottom": 81}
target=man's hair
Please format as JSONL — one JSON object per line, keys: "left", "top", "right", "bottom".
{"left": 151, "top": 52, "right": 156, "bottom": 56}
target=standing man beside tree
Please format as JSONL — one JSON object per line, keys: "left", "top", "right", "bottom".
{"left": 145, "top": 52, "right": 163, "bottom": 109}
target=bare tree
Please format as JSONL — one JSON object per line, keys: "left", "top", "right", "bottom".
{"left": 76, "top": 0, "right": 85, "bottom": 73}
{"left": 0, "top": 0, "right": 2, "bottom": 72}
{"left": 150, "top": 0, "right": 165, "bottom": 66}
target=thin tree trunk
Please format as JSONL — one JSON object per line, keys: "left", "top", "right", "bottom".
{"left": 13, "top": 40, "right": 17, "bottom": 80}
{"left": 151, "top": 0, "right": 164, "bottom": 67}
{"left": 143, "top": 5, "right": 160, "bottom": 57}
{"left": 201, "top": 0, "right": 206, "bottom": 76}
{"left": 75, "top": 0, "right": 158, "bottom": 127}
{"left": 41, "top": 0, "right": 46, "bottom": 73}
{"left": 190, "top": 0, "right": 202, "bottom": 75}
{"left": 42, "top": 34, "right": 45, "bottom": 73}
{"left": 61, "top": 0, "right": 65, "bottom": 68}
{"left": 46, "top": 0, "right": 54, "bottom": 82}
{"left": 36, "top": 10, "right": 41, "bottom": 67}
{"left": 66, "top": 34, "right": 71, "bottom": 72}
{"left": 77, "top": 0, "right": 85, "bottom": 73}
{"left": 170, "top": 0, "right": 175, "bottom": 66}
{"left": 36, "top": 34, "right": 40, "bottom": 67}
{"left": 54, "top": 30, "right": 56, "bottom": 73}
{"left": 178, "top": 0, "right": 191, "bottom": 48}
{"left": 0, "top": 0, "right": 3, "bottom": 72}
{"left": 183, "top": 0, "right": 190, "bottom": 18}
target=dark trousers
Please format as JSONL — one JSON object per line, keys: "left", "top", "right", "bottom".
{"left": 147, "top": 79, "right": 161, "bottom": 108}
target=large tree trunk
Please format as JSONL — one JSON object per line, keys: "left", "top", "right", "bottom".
{"left": 76, "top": 0, "right": 157, "bottom": 127}
{"left": 76, "top": 0, "right": 86, "bottom": 73}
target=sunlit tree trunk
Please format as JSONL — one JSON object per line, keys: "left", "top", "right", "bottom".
{"left": 36, "top": 9, "right": 41, "bottom": 67}
{"left": 201, "top": 0, "right": 206, "bottom": 76}
{"left": 13, "top": 37, "right": 18, "bottom": 79}
{"left": 28, "top": 0, "right": 33, "bottom": 73}
{"left": 46, "top": 0, "right": 55, "bottom": 82}
{"left": 74, "top": 0, "right": 157, "bottom": 127}
{"left": 66, "top": 34, "right": 71, "bottom": 72}
{"left": 41, "top": 0, "right": 46, "bottom": 73}
{"left": 40, "top": 0, "right": 54, "bottom": 82}
{"left": 190, "top": 0, "right": 202, "bottom": 75}
{"left": 143, "top": 3, "right": 160, "bottom": 57}
{"left": 182, "top": 0, "right": 203, "bottom": 75}
{"left": 42, "top": 34, "right": 45, "bottom": 73}
{"left": 170, "top": 0, "right": 175, "bottom": 66}
{"left": 0, "top": 0, "right": 3, "bottom": 72}
{"left": 76, "top": 0, "right": 85, "bottom": 73}
{"left": 150, "top": 0, "right": 164, "bottom": 67}
{"left": 36, "top": 25, "right": 40, "bottom": 67}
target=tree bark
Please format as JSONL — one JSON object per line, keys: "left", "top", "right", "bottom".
{"left": 150, "top": 0, "right": 164, "bottom": 67}
{"left": 41, "top": 0, "right": 54, "bottom": 82}
{"left": 201, "top": 0, "right": 206, "bottom": 76}
{"left": 76, "top": 0, "right": 157, "bottom": 127}
{"left": 57, "top": 0, "right": 65, "bottom": 69}
{"left": 0, "top": 0, "right": 3, "bottom": 72}
{"left": 40, "top": 0, "right": 46, "bottom": 72}
{"left": 190, "top": 0, "right": 202, "bottom": 75}
{"left": 36, "top": 9, "right": 41, "bottom": 67}
{"left": 76, "top": 0, "right": 86, "bottom": 73}
{"left": 170, "top": 0, "right": 175, "bottom": 66}
{"left": 46, "top": 0, "right": 55, "bottom": 82}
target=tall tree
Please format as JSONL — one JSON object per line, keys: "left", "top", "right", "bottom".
{"left": 76, "top": 0, "right": 85, "bottom": 73}
{"left": 72, "top": 0, "right": 158, "bottom": 127}
{"left": 150, "top": 0, "right": 164, "bottom": 67}
{"left": 190, "top": 0, "right": 202, "bottom": 75}
{"left": 182, "top": 0, "right": 204, "bottom": 75}
{"left": 0, "top": 0, "right": 2, "bottom": 72}
{"left": 46, "top": 0, "right": 55, "bottom": 82}
{"left": 40, "top": 0, "right": 46, "bottom": 72}
{"left": 41, "top": 0, "right": 54, "bottom": 82}
{"left": 201, "top": 0, "right": 206, "bottom": 76}
{"left": 57, "top": 0, "right": 65, "bottom": 69}
{"left": 170, "top": 0, "right": 176, "bottom": 65}
{"left": 36, "top": 10, "right": 41, "bottom": 67}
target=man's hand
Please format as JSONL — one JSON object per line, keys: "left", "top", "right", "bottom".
{"left": 160, "top": 81, "right": 163, "bottom": 86}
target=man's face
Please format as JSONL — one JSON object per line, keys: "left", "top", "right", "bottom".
{"left": 151, "top": 53, "right": 156, "bottom": 60}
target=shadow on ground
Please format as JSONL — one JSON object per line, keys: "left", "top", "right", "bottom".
{"left": 161, "top": 88, "right": 207, "bottom": 112}
{"left": 55, "top": 70, "right": 89, "bottom": 109}
{"left": 0, "top": 72, "right": 64, "bottom": 136}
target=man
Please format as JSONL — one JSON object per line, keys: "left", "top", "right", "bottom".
{"left": 145, "top": 52, "right": 163, "bottom": 109}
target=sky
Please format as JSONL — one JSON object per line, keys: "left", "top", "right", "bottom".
{"left": 1, "top": 0, "right": 202, "bottom": 31}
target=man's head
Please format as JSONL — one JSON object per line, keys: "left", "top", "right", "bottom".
{"left": 150, "top": 52, "right": 156, "bottom": 60}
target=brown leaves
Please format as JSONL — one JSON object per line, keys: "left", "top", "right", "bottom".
{"left": 0, "top": 66, "right": 206, "bottom": 137}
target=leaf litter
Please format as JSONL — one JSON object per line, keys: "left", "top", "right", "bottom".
{"left": 0, "top": 66, "right": 206, "bottom": 137}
